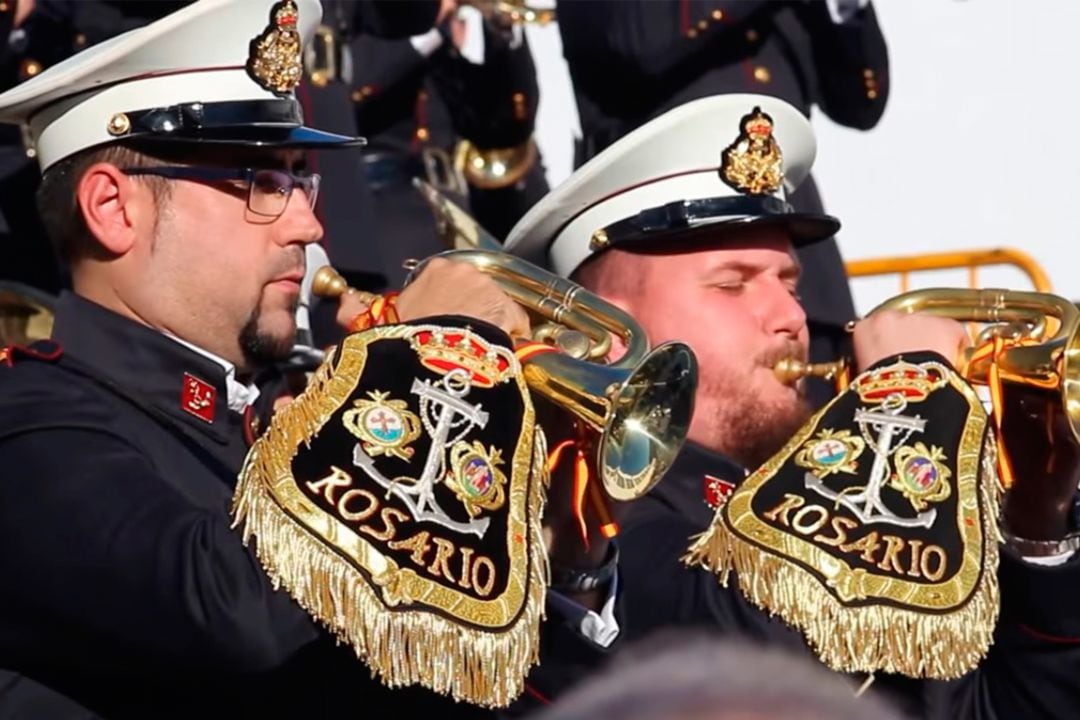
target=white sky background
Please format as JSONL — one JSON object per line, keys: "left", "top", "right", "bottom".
{"left": 524, "top": 0, "right": 1080, "bottom": 313}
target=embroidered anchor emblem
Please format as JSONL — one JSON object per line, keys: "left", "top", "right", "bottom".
{"left": 350, "top": 368, "right": 493, "bottom": 537}
{"left": 804, "top": 392, "right": 938, "bottom": 528}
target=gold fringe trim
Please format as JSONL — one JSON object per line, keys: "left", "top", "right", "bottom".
{"left": 684, "top": 432, "right": 1002, "bottom": 681}
{"left": 231, "top": 345, "right": 550, "bottom": 708}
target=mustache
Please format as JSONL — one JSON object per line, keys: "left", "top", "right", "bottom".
{"left": 758, "top": 340, "right": 807, "bottom": 368}
{"left": 268, "top": 246, "right": 307, "bottom": 282}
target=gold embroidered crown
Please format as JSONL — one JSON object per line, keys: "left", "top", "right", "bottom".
{"left": 411, "top": 329, "right": 512, "bottom": 388}
{"left": 744, "top": 109, "right": 774, "bottom": 139}
{"left": 854, "top": 359, "right": 947, "bottom": 403}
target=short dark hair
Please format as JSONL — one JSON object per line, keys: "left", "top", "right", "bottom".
{"left": 535, "top": 629, "right": 909, "bottom": 720}
{"left": 36, "top": 143, "right": 173, "bottom": 266}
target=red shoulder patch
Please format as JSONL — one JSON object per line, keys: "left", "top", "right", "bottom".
{"left": 181, "top": 372, "right": 216, "bottom": 424}
{"left": 704, "top": 474, "right": 737, "bottom": 511}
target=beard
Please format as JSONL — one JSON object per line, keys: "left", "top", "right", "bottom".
{"left": 238, "top": 295, "right": 299, "bottom": 369}
{"left": 704, "top": 341, "right": 814, "bottom": 470}
{"left": 238, "top": 246, "right": 306, "bottom": 368}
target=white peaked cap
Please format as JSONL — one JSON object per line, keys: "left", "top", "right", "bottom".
{"left": 0, "top": 0, "right": 365, "bottom": 172}
{"left": 503, "top": 94, "right": 840, "bottom": 278}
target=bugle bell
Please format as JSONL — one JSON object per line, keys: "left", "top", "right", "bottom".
{"left": 0, "top": 282, "right": 55, "bottom": 347}
{"left": 772, "top": 287, "right": 1080, "bottom": 443}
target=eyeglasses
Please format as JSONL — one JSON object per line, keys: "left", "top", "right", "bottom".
{"left": 121, "top": 166, "right": 321, "bottom": 218}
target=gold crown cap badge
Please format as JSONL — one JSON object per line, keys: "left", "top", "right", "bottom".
{"left": 247, "top": 0, "right": 303, "bottom": 96}
{"left": 720, "top": 106, "right": 784, "bottom": 196}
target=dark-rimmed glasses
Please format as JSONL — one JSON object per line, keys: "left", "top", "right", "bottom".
{"left": 121, "top": 166, "right": 320, "bottom": 218}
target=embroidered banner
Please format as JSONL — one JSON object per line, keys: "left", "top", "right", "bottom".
{"left": 686, "top": 355, "right": 1002, "bottom": 679}
{"left": 232, "top": 321, "right": 548, "bottom": 707}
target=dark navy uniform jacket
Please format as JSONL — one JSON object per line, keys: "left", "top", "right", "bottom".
{"left": 619, "top": 441, "right": 1080, "bottom": 719}
{"left": 0, "top": 293, "right": 611, "bottom": 719}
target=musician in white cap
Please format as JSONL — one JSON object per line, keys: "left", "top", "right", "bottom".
{"left": 505, "top": 93, "right": 1080, "bottom": 718}
{"left": 0, "top": 1, "right": 619, "bottom": 717}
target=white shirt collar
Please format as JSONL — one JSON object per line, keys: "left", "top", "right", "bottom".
{"left": 163, "top": 333, "right": 261, "bottom": 413}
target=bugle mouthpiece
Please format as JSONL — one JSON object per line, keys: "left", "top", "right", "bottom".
{"left": 311, "top": 266, "right": 349, "bottom": 299}
{"left": 773, "top": 357, "right": 847, "bottom": 384}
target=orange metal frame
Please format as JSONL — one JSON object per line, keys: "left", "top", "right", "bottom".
{"left": 845, "top": 247, "right": 1052, "bottom": 293}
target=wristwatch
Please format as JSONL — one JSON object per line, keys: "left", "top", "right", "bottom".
{"left": 550, "top": 542, "right": 619, "bottom": 593}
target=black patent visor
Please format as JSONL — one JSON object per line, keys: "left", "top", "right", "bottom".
{"left": 598, "top": 195, "right": 839, "bottom": 248}
{"left": 116, "top": 98, "right": 365, "bottom": 149}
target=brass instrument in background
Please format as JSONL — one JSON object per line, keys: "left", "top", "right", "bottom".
{"left": 0, "top": 282, "right": 55, "bottom": 347}
{"left": 463, "top": 0, "right": 555, "bottom": 26}
{"left": 454, "top": 139, "right": 537, "bottom": 190}
{"left": 773, "top": 288, "right": 1080, "bottom": 443}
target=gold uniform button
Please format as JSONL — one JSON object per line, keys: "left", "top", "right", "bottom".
{"left": 512, "top": 91, "right": 528, "bottom": 121}
{"left": 686, "top": 28, "right": 698, "bottom": 39}
{"left": 74, "top": 33, "right": 87, "bottom": 47}
{"left": 20, "top": 59, "right": 42, "bottom": 79}
{"left": 712, "top": 9, "right": 724, "bottom": 21}
{"left": 863, "top": 68, "right": 875, "bottom": 79}
{"left": 746, "top": 28, "right": 759, "bottom": 42}
{"left": 753, "top": 65, "right": 771, "bottom": 83}
{"left": 697, "top": 19, "right": 709, "bottom": 30}
{"left": 106, "top": 113, "right": 131, "bottom": 137}
{"left": 415, "top": 127, "right": 430, "bottom": 142}
{"left": 867, "top": 89, "right": 879, "bottom": 100}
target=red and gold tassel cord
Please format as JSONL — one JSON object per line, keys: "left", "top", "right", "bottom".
{"left": 587, "top": 470, "right": 620, "bottom": 540}
{"left": 967, "top": 335, "right": 1056, "bottom": 491}
{"left": 546, "top": 439, "right": 590, "bottom": 547}
{"left": 514, "top": 340, "right": 558, "bottom": 365}
{"left": 348, "top": 291, "right": 401, "bottom": 332}
{"left": 516, "top": 341, "right": 620, "bottom": 548}
{"left": 835, "top": 362, "right": 852, "bottom": 393}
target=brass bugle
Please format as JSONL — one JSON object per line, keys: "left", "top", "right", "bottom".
{"left": 396, "top": 178, "right": 698, "bottom": 500}
{"left": 771, "top": 287, "right": 1080, "bottom": 443}
{"left": 874, "top": 287, "right": 1080, "bottom": 443}
{"left": 311, "top": 259, "right": 698, "bottom": 502}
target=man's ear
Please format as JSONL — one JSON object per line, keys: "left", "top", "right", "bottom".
{"left": 76, "top": 163, "right": 152, "bottom": 256}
